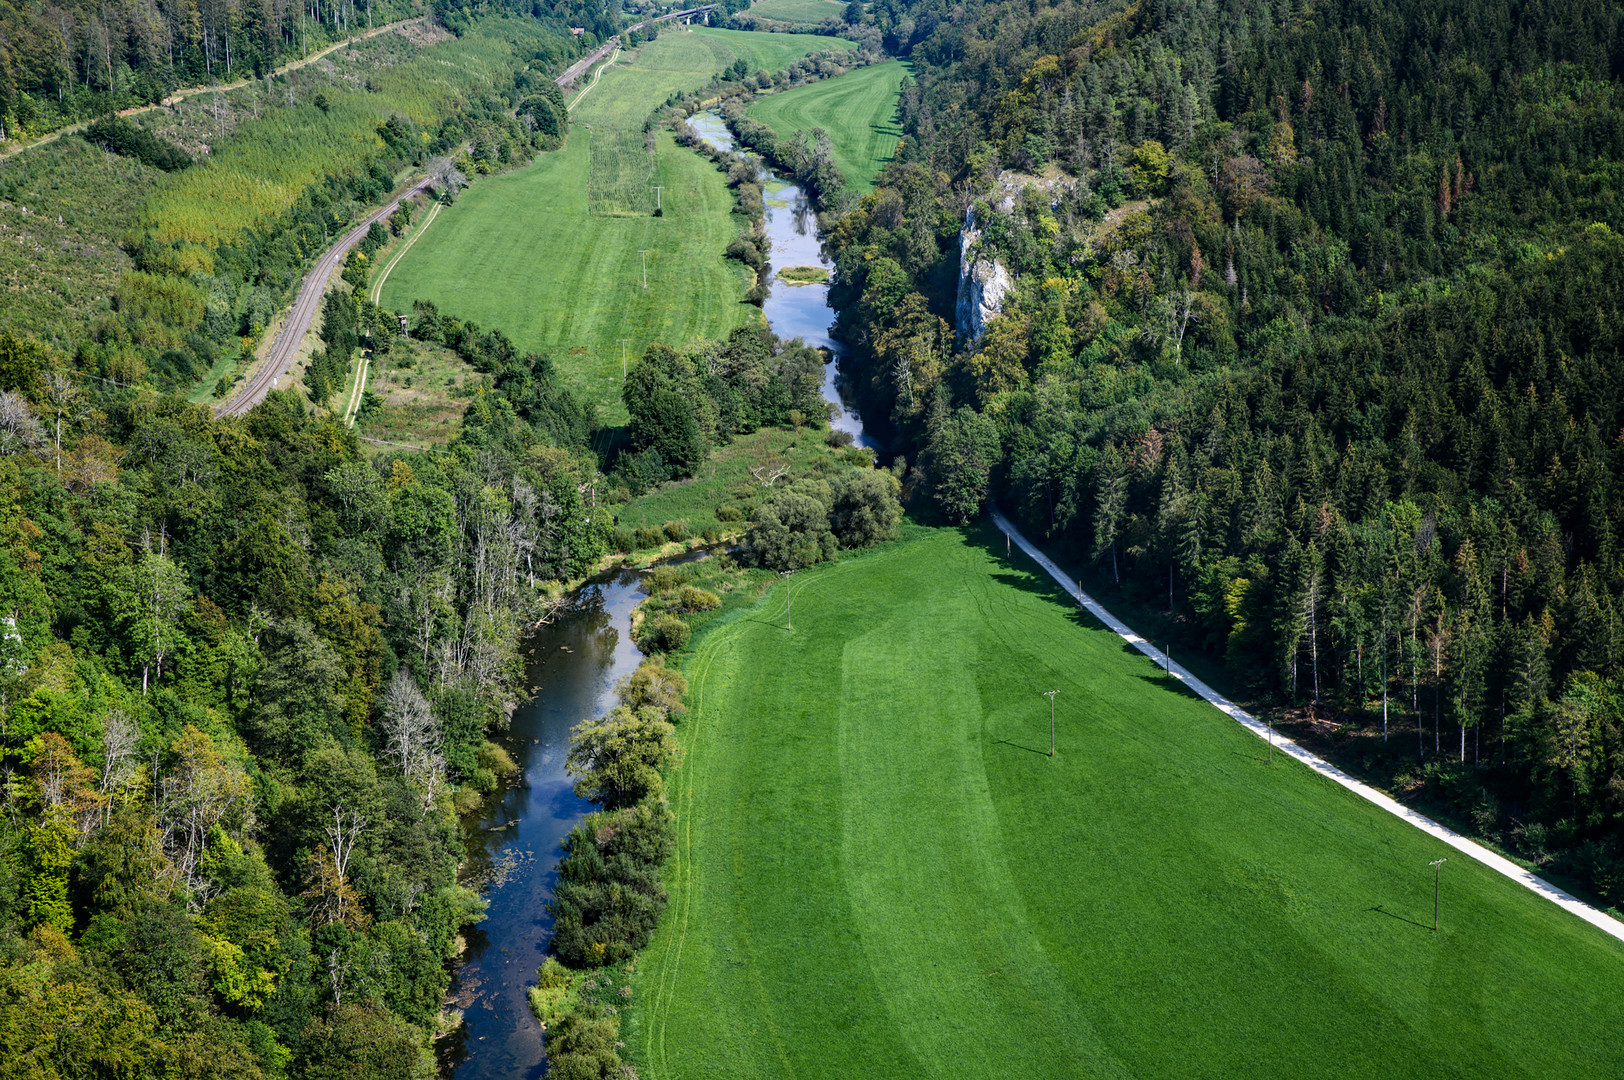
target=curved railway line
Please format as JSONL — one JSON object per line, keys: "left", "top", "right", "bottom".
{"left": 216, "top": 5, "right": 716, "bottom": 419}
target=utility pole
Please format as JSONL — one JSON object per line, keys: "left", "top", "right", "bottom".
{"left": 1043, "top": 690, "right": 1059, "bottom": 757}
{"left": 781, "top": 570, "right": 795, "bottom": 630}
{"left": 638, "top": 250, "right": 652, "bottom": 289}
{"left": 1430, "top": 858, "right": 1447, "bottom": 931}
{"left": 653, "top": 185, "right": 665, "bottom": 213}
{"left": 618, "top": 338, "right": 631, "bottom": 378}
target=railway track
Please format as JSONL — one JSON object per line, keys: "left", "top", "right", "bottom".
{"left": 216, "top": 175, "right": 432, "bottom": 417}
{"left": 217, "top": 4, "right": 717, "bottom": 419}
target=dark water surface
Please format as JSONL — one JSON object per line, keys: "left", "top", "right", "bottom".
{"left": 445, "top": 112, "right": 874, "bottom": 1079}
{"left": 440, "top": 570, "right": 646, "bottom": 1080}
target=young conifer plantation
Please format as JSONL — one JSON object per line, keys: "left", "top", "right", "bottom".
{"left": 2, "top": 0, "right": 1624, "bottom": 1076}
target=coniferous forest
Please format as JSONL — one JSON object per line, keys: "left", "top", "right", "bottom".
{"left": 830, "top": 0, "right": 1624, "bottom": 902}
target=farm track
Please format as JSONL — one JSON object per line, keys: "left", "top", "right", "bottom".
{"left": 370, "top": 197, "right": 442, "bottom": 304}
{"left": 216, "top": 4, "right": 717, "bottom": 419}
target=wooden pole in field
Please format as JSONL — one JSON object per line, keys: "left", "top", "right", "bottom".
{"left": 653, "top": 185, "right": 665, "bottom": 213}
{"left": 1044, "top": 690, "right": 1058, "bottom": 756}
{"left": 618, "top": 339, "right": 630, "bottom": 378}
{"left": 639, "top": 250, "right": 652, "bottom": 288}
{"left": 1430, "top": 858, "right": 1447, "bottom": 931}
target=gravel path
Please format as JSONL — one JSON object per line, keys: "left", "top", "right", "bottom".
{"left": 989, "top": 506, "right": 1624, "bottom": 947}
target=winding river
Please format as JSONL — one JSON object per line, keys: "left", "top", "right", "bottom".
{"left": 441, "top": 116, "right": 872, "bottom": 1078}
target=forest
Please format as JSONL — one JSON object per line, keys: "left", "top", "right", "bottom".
{"left": 0, "top": 316, "right": 609, "bottom": 1075}
{"left": 0, "top": 5, "right": 629, "bottom": 1076}
{"left": 827, "top": 0, "right": 1624, "bottom": 904}
{"left": 0, "top": 0, "right": 612, "bottom": 142}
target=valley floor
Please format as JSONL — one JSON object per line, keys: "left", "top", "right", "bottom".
{"left": 630, "top": 524, "right": 1624, "bottom": 1080}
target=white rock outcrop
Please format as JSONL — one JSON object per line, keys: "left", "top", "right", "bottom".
{"left": 955, "top": 211, "right": 1012, "bottom": 342}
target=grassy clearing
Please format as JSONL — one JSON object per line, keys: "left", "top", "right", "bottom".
{"left": 746, "top": 0, "right": 850, "bottom": 24}
{"left": 629, "top": 523, "right": 1624, "bottom": 1080}
{"left": 354, "top": 336, "right": 480, "bottom": 450}
{"left": 685, "top": 26, "right": 855, "bottom": 73}
{"left": 379, "top": 125, "right": 750, "bottom": 427}
{"left": 585, "top": 29, "right": 853, "bottom": 216}
{"left": 745, "top": 60, "right": 906, "bottom": 192}
{"left": 380, "top": 28, "right": 848, "bottom": 424}
{"left": 610, "top": 427, "right": 866, "bottom": 542}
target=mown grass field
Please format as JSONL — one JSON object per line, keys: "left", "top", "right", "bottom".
{"left": 747, "top": 0, "right": 849, "bottom": 24}
{"left": 628, "top": 524, "right": 1624, "bottom": 1080}
{"left": 380, "top": 28, "right": 850, "bottom": 424}
{"left": 745, "top": 60, "right": 907, "bottom": 192}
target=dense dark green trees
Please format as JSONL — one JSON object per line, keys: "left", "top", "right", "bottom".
{"left": 827, "top": 0, "right": 1624, "bottom": 901}
{"left": 616, "top": 326, "right": 831, "bottom": 490}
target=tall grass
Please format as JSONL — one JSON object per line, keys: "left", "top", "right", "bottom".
{"left": 587, "top": 126, "right": 656, "bottom": 216}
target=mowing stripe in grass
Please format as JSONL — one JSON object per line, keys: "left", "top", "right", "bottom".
{"left": 744, "top": 60, "right": 907, "bottom": 191}
{"left": 991, "top": 505, "right": 1624, "bottom": 947}
{"left": 631, "top": 525, "right": 1624, "bottom": 1080}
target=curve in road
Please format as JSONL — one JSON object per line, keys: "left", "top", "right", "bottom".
{"left": 988, "top": 505, "right": 1624, "bottom": 948}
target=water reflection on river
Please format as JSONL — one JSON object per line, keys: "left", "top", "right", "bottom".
{"left": 439, "top": 570, "right": 646, "bottom": 1080}
{"left": 687, "top": 111, "right": 878, "bottom": 450}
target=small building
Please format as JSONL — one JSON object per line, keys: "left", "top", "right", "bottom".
{"left": 570, "top": 26, "right": 585, "bottom": 34}
{"left": 397, "top": 313, "right": 410, "bottom": 336}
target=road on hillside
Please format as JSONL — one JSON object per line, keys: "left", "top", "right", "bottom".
{"left": 219, "top": 5, "right": 717, "bottom": 418}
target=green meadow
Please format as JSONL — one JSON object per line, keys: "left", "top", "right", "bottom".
{"left": 610, "top": 427, "right": 868, "bottom": 544}
{"left": 747, "top": 0, "right": 850, "bottom": 25}
{"left": 379, "top": 27, "right": 851, "bottom": 424}
{"left": 745, "top": 60, "right": 907, "bottom": 191}
{"left": 629, "top": 524, "right": 1624, "bottom": 1080}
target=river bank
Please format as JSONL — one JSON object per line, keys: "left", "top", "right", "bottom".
{"left": 441, "top": 108, "right": 878, "bottom": 1079}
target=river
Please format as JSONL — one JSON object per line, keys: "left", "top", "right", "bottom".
{"left": 441, "top": 113, "right": 872, "bottom": 1078}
